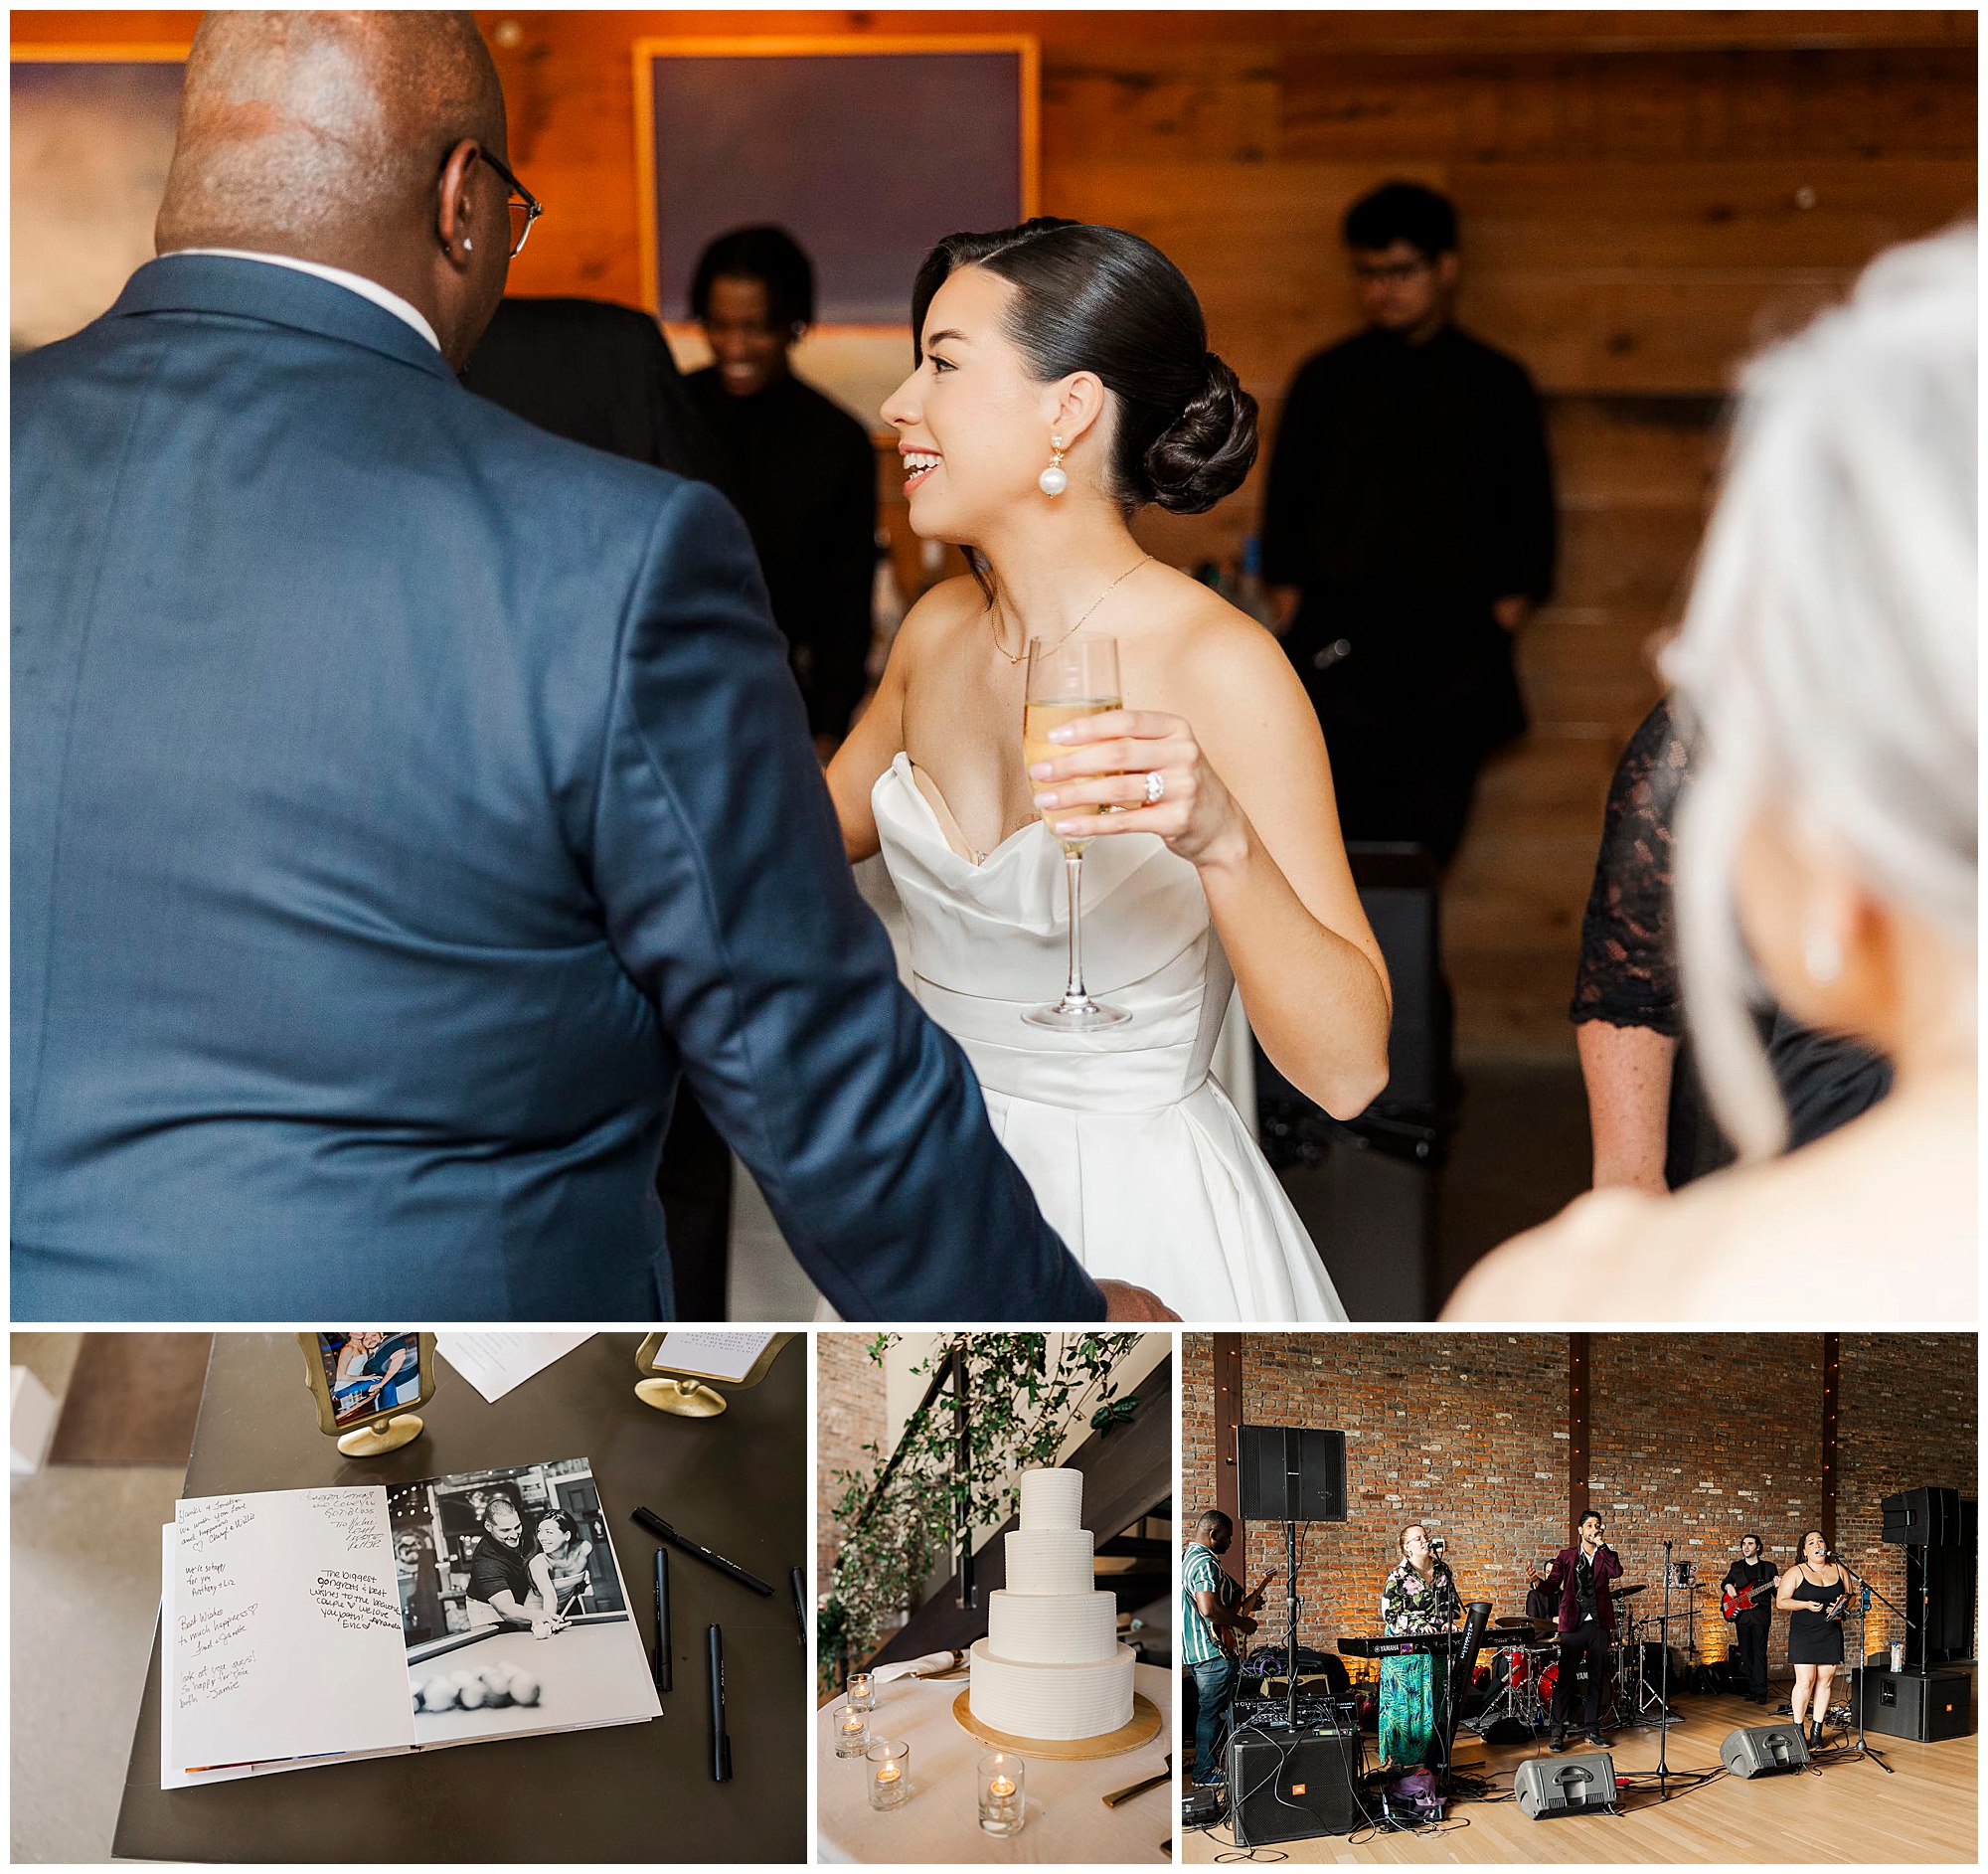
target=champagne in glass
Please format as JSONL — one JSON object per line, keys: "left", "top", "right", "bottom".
{"left": 1022, "top": 635, "right": 1130, "bottom": 1031}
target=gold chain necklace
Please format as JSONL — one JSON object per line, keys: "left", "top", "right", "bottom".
{"left": 990, "top": 555, "right": 1153, "bottom": 665}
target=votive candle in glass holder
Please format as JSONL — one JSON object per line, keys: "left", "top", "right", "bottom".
{"left": 867, "top": 1737, "right": 911, "bottom": 1809}
{"left": 833, "top": 1702, "right": 871, "bottom": 1758}
{"left": 846, "top": 1671, "right": 876, "bottom": 1712}
{"left": 978, "top": 1751, "right": 1026, "bottom": 1835}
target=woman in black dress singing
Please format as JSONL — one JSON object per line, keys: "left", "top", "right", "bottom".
{"left": 1776, "top": 1529, "right": 1848, "bottom": 1749}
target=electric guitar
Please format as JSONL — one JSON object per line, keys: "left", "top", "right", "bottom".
{"left": 1218, "top": 1570, "right": 1277, "bottom": 1658}
{"left": 1721, "top": 1572, "right": 1776, "bottom": 1620}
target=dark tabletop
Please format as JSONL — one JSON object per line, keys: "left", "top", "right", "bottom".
{"left": 114, "top": 1332, "right": 806, "bottom": 1863}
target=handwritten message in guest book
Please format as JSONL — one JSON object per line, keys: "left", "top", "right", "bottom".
{"left": 160, "top": 1463, "right": 659, "bottom": 1789}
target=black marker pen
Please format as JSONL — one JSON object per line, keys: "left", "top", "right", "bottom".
{"left": 708, "top": 1622, "right": 732, "bottom": 1783}
{"left": 653, "top": 1550, "right": 671, "bottom": 1693}
{"left": 632, "top": 1506, "right": 773, "bottom": 1596}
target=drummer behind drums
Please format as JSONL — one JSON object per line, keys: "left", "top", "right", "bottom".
{"left": 1535, "top": 1510, "right": 1623, "bottom": 1751}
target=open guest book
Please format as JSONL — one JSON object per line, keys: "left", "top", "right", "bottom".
{"left": 159, "top": 1456, "right": 659, "bottom": 1788}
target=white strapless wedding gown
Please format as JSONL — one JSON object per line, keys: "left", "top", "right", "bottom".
{"left": 875, "top": 754, "right": 1345, "bottom": 1321}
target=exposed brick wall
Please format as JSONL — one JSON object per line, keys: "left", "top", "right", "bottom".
{"left": 816, "top": 1334, "right": 887, "bottom": 1585}
{"left": 1182, "top": 1331, "right": 1977, "bottom": 1685}
{"left": 1184, "top": 1333, "right": 1566, "bottom": 1690}
{"left": 1838, "top": 1334, "right": 1977, "bottom": 1659}
{"left": 1590, "top": 1333, "right": 1823, "bottom": 1662}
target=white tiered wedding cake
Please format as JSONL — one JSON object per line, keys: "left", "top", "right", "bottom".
{"left": 968, "top": 1467, "right": 1135, "bottom": 1742}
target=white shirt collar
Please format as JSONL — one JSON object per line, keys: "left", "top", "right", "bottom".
{"left": 171, "top": 249, "right": 442, "bottom": 353}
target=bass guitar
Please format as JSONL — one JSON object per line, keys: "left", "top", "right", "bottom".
{"left": 1721, "top": 1573, "right": 1775, "bottom": 1620}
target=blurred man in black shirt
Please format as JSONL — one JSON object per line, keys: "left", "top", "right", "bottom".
{"left": 1261, "top": 182, "right": 1556, "bottom": 866}
{"left": 1723, "top": 1533, "right": 1777, "bottom": 1705}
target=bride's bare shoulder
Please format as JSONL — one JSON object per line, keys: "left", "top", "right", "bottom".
{"left": 892, "top": 574, "right": 987, "bottom": 661}
{"left": 1145, "top": 570, "right": 1316, "bottom": 737}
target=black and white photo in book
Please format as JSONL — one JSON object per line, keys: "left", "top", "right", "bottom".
{"left": 160, "top": 1457, "right": 658, "bottom": 1787}
{"left": 389, "top": 1457, "right": 652, "bottom": 1744}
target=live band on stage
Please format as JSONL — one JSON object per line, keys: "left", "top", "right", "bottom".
{"left": 1183, "top": 1495, "right": 1972, "bottom": 1844}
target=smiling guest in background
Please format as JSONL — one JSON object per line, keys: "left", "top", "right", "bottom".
{"left": 684, "top": 226, "right": 879, "bottom": 760}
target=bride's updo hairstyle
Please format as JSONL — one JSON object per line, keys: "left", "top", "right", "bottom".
{"left": 911, "top": 218, "right": 1256, "bottom": 514}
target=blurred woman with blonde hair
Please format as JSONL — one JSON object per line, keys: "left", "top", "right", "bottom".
{"left": 1448, "top": 227, "right": 1976, "bottom": 1321}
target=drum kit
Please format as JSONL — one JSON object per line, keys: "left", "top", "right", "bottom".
{"left": 1474, "top": 1569, "right": 1702, "bottom": 1736}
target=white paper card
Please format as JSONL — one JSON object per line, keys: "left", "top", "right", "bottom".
{"left": 169, "top": 1488, "right": 413, "bottom": 1775}
{"left": 435, "top": 1332, "right": 590, "bottom": 1404}
{"left": 650, "top": 1331, "right": 775, "bottom": 1384}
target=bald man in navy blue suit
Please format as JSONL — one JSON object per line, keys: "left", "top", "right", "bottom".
{"left": 12, "top": 12, "right": 1170, "bottom": 1324}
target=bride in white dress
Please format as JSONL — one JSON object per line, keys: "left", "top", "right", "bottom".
{"left": 827, "top": 220, "right": 1392, "bottom": 1321}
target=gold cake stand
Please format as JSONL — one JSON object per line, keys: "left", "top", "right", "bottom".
{"left": 952, "top": 1689, "right": 1163, "bottom": 1761}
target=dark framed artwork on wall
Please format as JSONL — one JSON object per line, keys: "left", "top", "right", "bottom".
{"left": 634, "top": 35, "right": 1039, "bottom": 424}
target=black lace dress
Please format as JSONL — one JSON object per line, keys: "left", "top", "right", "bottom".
{"left": 1571, "top": 698, "right": 1892, "bottom": 1186}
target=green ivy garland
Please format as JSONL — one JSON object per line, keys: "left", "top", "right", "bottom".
{"left": 818, "top": 1332, "right": 1140, "bottom": 1689}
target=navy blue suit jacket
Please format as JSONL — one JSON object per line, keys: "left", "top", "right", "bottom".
{"left": 12, "top": 256, "right": 1101, "bottom": 1321}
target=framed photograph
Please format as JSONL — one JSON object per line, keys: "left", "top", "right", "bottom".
{"left": 9, "top": 43, "right": 189, "bottom": 352}
{"left": 300, "top": 1331, "right": 437, "bottom": 1435}
{"left": 635, "top": 35, "right": 1038, "bottom": 425}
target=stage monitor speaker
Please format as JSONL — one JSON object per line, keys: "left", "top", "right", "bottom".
{"left": 1514, "top": 1752, "right": 1617, "bottom": 1819}
{"left": 1861, "top": 1665, "right": 1974, "bottom": 1742}
{"left": 1237, "top": 1425, "right": 1346, "bottom": 1521}
{"left": 1721, "top": 1723, "right": 1810, "bottom": 1777}
{"left": 1228, "top": 1728, "right": 1362, "bottom": 1843}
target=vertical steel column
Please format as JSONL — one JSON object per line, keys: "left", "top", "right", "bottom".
{"left": 1570, "top": 1333, "right": 1591, "bottom": 1535}
{"left": 1214, "top": 1333, "right": 1243, "bottom": 1589}
{"left": 1821, "top": 1332, "right": 1840, "bottom": 1549}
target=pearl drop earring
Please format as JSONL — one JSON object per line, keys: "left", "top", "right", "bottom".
{"left": 1039, "top": 434, "right": 1068, "bottom": 498}
{"left": 463, "top": 237, "right": 474, "bottom": 253}
{"left": 1803, "top": 927, "right": 1843, "bottom": 985}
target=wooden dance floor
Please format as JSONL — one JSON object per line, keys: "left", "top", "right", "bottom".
{"left": 1183, "top": 1686, "right": 1977, "bottom": 1863}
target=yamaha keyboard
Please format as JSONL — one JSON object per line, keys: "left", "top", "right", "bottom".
{"left": 1338, "top": 1630, "right": 1475, "bottom": 1658}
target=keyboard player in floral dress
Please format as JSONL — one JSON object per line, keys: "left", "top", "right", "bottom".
{"left": 1379, "top": 1523, "right": 1463, "bottom": 1769}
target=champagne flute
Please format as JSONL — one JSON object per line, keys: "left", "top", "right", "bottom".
{"left": 1021, "top": 634, "right": 1130, "bottom": 1031}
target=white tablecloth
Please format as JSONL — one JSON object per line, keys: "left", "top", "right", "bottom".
{"left": 817, "top": 1661, "right": 1172, "bottom": 1863}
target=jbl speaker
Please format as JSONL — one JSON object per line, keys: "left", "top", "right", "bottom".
{"left": 1228, "top": 1729, "right": 1361, "bottom": 1843}
{"left": 1514, "top": 1751, "right": 1617, "bottom": 1819}
{"left": 1721, "top": 1724, "right": 1811, "bottom": 1777}
{"left": 1861, "top": 1666, "right": 1973, "bottom": 1742}
{"left": 1237, "top": 1425, "right": 1346, "bottom": 1521}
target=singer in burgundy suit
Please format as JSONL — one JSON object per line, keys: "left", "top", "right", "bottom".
{"left": 1539, "top": 1510, "right": 1623, "bottom": 1747}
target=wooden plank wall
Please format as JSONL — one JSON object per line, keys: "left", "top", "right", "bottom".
{"left": 19, "top": 10, "right": 1974, "bottom": 1053}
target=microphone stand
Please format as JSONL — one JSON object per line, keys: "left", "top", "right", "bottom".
{"left": 1282, "top": 1518, "right": 1300, "bottom": 1734}
{"left": 1829, "top": 1552, "right": 1910, "bottom": 1777}
{"left": 1653, "top": 1542, "right": 1675, "bottom": 1801}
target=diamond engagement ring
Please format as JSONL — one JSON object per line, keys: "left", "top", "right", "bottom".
{"left": 1143, "top": 770, "right": 1167, "bottom": 805}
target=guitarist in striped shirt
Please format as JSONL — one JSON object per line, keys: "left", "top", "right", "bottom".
{"left": 1182, "top": 1511, "right": 1272, "bottom": 1786}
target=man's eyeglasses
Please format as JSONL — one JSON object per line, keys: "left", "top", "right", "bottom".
{"left": 1352, "top": 256, "right": 1433, "bottom": 285}
{"left": 474, "top": 146, "right": 544, "bottom": 257}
